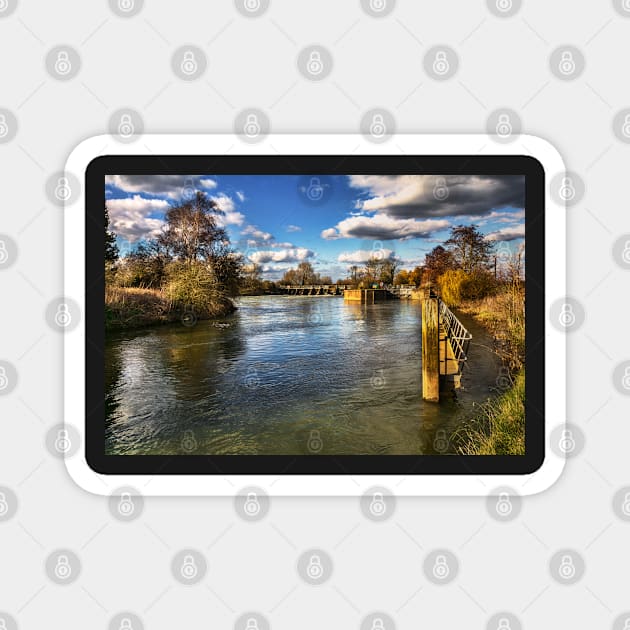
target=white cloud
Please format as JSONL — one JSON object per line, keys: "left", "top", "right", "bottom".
{"left": 211, "top": 194, "right": 245, "bottom": 226}
{"left": 236, "top": 191, "right": 245, "bottom": 202}
{"left": 106, "top": 175, "right": 205, "bottom": 200}
{"left": 271, "top": 241, "right": 295, "bottom": 248}
{"left": 485, "top": 224, "right": 525, "bottom": 242}
{"left": 321, "top": 228, "right": 340, "bottom": 240}
{"left": 338, "top": 249, "right": 396, "bottom": 264}
{"left": 286, "top": 224, "right": 302, "bottom": 232}
{"left": 347, "top": 174, "right": 525, "bottom": 218}
{"left": 200, "top": 178, "right": 218, "bottom": 189}
{"left": 107, "top": 195, "right": 169, "bottom": 243}
{"left": 249, "top": 248, "right": 314, "bottom": 264}
{"left": 322, "top": 214, "right": 449, "bottom": 241}
{"left": 242, "top": 225, "right": 274, "bottom": 242}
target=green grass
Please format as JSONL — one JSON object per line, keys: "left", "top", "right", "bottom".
{"left": 452, "top": 370, "right": 525, "bottom": 455}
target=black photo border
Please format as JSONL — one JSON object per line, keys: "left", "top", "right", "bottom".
{"left": 86, "top": 154, "right": 545, "bottom": 476}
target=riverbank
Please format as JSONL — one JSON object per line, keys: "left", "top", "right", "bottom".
{"left": 451, "top": 289, "right": 525, "bottom": 455}
{"left": 105, "top": 286, "right": 236, "bottom": 331}
{"left": 453, "top": 369, "right": 524, "bottom": 455}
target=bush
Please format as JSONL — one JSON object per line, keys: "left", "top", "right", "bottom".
{"left": 164, "top": 260, "right": 221, "bottom": 316}
{"left": 115, "top": 254, "right": 165, "bottom": 289}
{"left": 437, "top": 269, "right": 496, "bottom": 307}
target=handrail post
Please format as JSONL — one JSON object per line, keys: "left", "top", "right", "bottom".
{"left": 422, "top": 294, "right": 440, "bottom": 402}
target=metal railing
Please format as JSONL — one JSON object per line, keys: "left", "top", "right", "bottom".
{"left": 438, "top": 299, "right": 472, "bottom": 376}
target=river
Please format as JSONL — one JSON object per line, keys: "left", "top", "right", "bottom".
{"left": 105, "top": 295, "right": 501, "bottom": 455}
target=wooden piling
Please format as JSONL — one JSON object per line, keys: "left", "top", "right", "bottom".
{"left": 422, "top": 296, "right": 440, "bottom": 402}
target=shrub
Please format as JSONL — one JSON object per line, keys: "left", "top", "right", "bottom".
{"left": 437, "top": 269, "right": 496, "bottom": 307}
{"left": 164, "top": 260, "right": 221, "bottom": 315}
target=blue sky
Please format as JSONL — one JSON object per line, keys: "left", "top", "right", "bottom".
{"left": 105, "top": 174, "right": 525, "bottom": 281}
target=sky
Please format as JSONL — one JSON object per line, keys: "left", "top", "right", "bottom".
{"left": 105, "top": 174, "right": 525, "bottom": 281}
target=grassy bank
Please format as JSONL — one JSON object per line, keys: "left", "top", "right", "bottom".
{"left": 453, "top": 369, "right": 525, "bottom": 455}
{"left": 449, "top": 286, "right": 525, "bottom": 455}
{"left": 105, "top": 286, "right": 235, "bottom": 331}
{"left": 457, "top": 288, "right": 524, "bottom": 371}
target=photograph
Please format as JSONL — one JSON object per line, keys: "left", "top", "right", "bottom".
{"left": 104, "top": 173, "right": 525, "bottom": 456}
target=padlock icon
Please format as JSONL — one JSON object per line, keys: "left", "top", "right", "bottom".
{"left": 180, "top": 50, "right": 198, "bottom": 76}
{"left": 369, "top": 113, "right": 386, "bottom": 138}
{"left": 558, "top": 429, "right": 575, "bottom": 454}
{"left": 118, "top": 0, "right": 134, "bottom": 11}
{"left": 119, "top": 617, "right": 134, "bottom": 630}
{"left": 495, "top": 0, "right": 512, "bottom": 12}
{"left": 54, "top": 51, "right": 72, "bottom": 76}
{"left": 306, "top": 554, "right": 324, "bottom": 579}
{"left": 55, "top": 177, "right": 72, "bottom": 202}
{"left": 497, "top": 618, "right": 512, "bottom": 630}
{"left": 180, "top": 554, "right": 198, "bottom": 579}
{"left": 54, "top": 303, "right": 72, "bottom": 328}
{"left": 496, "top": 492, "right": 513, "bottom": 516}
{"left": 243, "top": 492, "right": 261, "bottom": 516}
{"left": 0, "top": 240, "right": 8, "bottom": 264}
{"left": 558, "top": 51, "right": 575, "bottom": 76}
{"left": 496, "top": 113, "right": 512, "bottom": 137}
{"left": 244, "top": 113, "right": 261, "bottom": 138}
{"left": 623, "top": 619, "right": 630, "bottom": 630}
{"left": 308, "top": 429, "right": 323, "bottom": 452}
{"left": 496, "top": 242, "right": 511, "bottom": 263}
{"left": 307, "top": 51, "right": 324, "bottom": 75}
{"left": 371, "top": 618, "right": 385, "bottom": 630}
{"left": 0, "top": 366, "right": 8, "bottom": 391}
{"left": 621, "top": 492, "right": 630, "bottom": 516}
{"left": 432, "top": 51, "right": 450, "bottom": 76}
{"left": 433, "top": 429, "right": 448, "bottom": 453}
{"left": 622, "top": 366, "right": 630, "bottom": 390}
{"left": 369, "top": 0, "right": 386, "bottom": 11}
{"left": 432, "top": 554, "right": 450, "bottom": 579}
{"left": 181, "top": 430, "right": 197, "bottom": 452}
{"left": 621, "top": 240, "right": 630, "bottom": 264}
{"left": 182, "top": 176, "right": 195, "bottom": 199}
{"left": 0, "top": 114, "right": 8, "bottom": 138}
{"left": 54, "top": 554, "right": 72, "bottom": 580}
{"left": 245, "top": 618, "right": 260, "bottom": 630}
{"left": 558, "top": 303, "right": 575, "bottom": 328}
{"left": 433, "top": 177, "right": 449, "bottom": 200}
{"left": 244, "top": 0, "right": 261, "bottom": 11}
{"left": 622, "top": 114, "right": 630, "bottom": 139}
{"left": 244, "top": 367, "right": 259, "bottom": 388}
{"left": 307, "top": 177, "right": 324, "bottom": 201}
{"left": 558, "top": 176, "right": 575, "bottom": 201}
{"left": 118, "top": 113, "right": 134, "bottom": 138}
{"left": 0, "top": 491, "right": 8, "bottom": 516}
{"left": 558, "top": 554, "right": 576, "bottom": 579}
{"left": 369, "top": 492, "right": 387, "bottom": 517}
{"left": 55, "top": 429, "right": 71, "bottom": 453}
{"left": 118, "top": 492, "right": 135, "bottom": 516}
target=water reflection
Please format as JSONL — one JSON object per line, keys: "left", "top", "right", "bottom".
{"left": 105, "top": 296, "right": 499, "bottom": 455}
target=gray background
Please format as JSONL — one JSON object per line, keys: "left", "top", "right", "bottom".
{"left": 1, "top": 0, "right": 630, "bottom": 628}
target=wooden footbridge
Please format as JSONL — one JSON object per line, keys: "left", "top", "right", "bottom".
{"left": 421, "top": 292, "right": 472, "bottom": 402}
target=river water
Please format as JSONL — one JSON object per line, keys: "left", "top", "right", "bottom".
{"left": 105, "top": 295, "right": 500, "bottom": 455}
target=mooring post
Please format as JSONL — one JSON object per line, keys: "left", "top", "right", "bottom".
{"left": 422, "top": 295, "right": 440, "bottom": 402}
